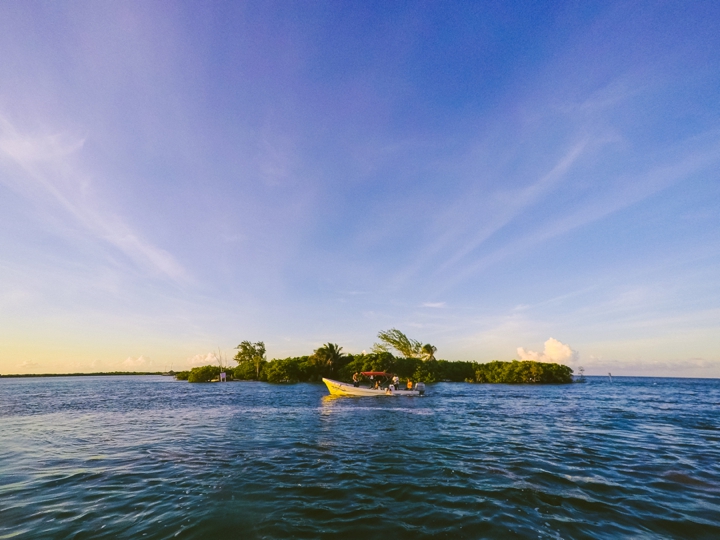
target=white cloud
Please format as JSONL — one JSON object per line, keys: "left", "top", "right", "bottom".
{"left": 517, "top": 337, "right": 578, "bottom": 364}
{"left": 122, "top": 355, "right": 153, "bottom": 369}
{"left": 185, "top": 352, "right": 220, "bottom": 369}
{"left": 422, "top": 302, "right": 446, "bottom": 308}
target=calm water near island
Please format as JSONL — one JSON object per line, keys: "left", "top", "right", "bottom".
{"left": 1, "top": 376, "right": 719, "bottom": 539}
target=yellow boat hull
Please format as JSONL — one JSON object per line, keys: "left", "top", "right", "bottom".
{"left": 322, "top": 378, "right": 420, "bottom": 397}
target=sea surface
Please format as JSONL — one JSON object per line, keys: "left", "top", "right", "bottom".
{"left": 1, "top": 376, "right": 719, "bottom": 539}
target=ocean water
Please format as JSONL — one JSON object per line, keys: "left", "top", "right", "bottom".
{"left": 1, "top": 376, "right": 719, "bottom": 539}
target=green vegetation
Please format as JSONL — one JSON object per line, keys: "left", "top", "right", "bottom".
{"left": 373, "top": 328, "right": 437, "bottom": 360}
{"left": 234, "top": 341, "right": 267, "bottom": 380}
{"left": 176, "top": 365, "right": 238, "bottom": 383}
{"left": 187, "top": 365, "right": 221, "bottom": 383}
{"left": 179, "top": 355, "right": 571, "bottom": 385}
{"left": 176, "top": 329, "right": 573, "bottom": 384}
{"left": 472, "top": 360, "right": 573, "bottom": 384}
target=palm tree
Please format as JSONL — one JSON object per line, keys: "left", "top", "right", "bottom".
{"left": 420, "top": 343, "right": 437, "bottom": 361}
{"left": 375, "top": 328, "right": 422, "bottom": 358}
{"left": 374, "top": 329, "right": 437, "bottom": 361}
{"left": 313, "top": 343, "right": 345, "bottom": 374}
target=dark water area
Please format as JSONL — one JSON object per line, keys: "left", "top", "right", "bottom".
{"left": 1, "top": 376, "right": 719, "bottom": 539}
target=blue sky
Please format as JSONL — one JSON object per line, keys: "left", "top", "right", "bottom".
{"left": 1, "top": 1, "right": 719, "bottom": 375}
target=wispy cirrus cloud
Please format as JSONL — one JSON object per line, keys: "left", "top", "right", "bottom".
{"left": 379, "top": 66, "right": 720, "bottom": 305}
{"left": 435, "top": 138, "right": 591, "bottom": 275}
{"left": 0, "top": 115, "right": 190, "bottom": 284}
{"left": 432, "top": 136, "right": 720, "bottom": 296}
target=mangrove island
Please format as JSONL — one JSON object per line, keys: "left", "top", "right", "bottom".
{"left": 175, "top": 329, "right": 574, "bottom": 385}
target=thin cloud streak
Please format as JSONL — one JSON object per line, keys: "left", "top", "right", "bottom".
{"left": 437, "top": 138, "right": 590, "bottom": 274}
{"left": 0, "top": 116, "right": 190, "bottom": 284}
{"left": 433, "top": 138, "right": 720, "bottom": 296}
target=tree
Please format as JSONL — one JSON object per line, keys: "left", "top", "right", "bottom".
{"left": 375, "top": 328, "right": 421, "bottom": 358}
{"left": 188, "top": 365, "right": 220, "bottom": 383}
{"left": 413, "top": 361, "right": 438, "bottom": 383}
{"left": 265, "top": 358, "right": 302, "bottom": 383}
{"left": 375, "top": 328, "right": 436, "bottom": 361}
{"left": 234, "top": 341, "right": 266, "bottom": 379}
{"left": 311, "top": 343, "right": 346, "bottom": 376}
{"left": 420, "top": 343, "right": 437, "bottom": 361}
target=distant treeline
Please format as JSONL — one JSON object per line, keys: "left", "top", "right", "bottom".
{"left": 176, "top": 353, "right": 573, "bottom": 384}
{"left": 0, "top": 372, "right": 163, "bottom": 378}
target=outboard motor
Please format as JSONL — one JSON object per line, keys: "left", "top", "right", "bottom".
{"left": 416, "top": 382, "right": 426, "bottom": 395}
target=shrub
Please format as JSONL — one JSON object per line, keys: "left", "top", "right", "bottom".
{"left": 265, "top": 358, "right": 304, "bottom": 383}
{"left": 188, "top": 365, "right": 221, "bottom": 383}
{"left": 473, "top": 360, "right": 573, "bottom": 384}
{"left": 233, "top": 360, "right": 268, "bottom": 381}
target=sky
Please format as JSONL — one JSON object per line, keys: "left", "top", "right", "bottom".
{"left": 1, "top": 1, "right": 719, "bottom": 376}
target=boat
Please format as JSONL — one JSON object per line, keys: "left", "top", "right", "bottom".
{"left": 322, "top": 371, "right": 425, "bottom": 397}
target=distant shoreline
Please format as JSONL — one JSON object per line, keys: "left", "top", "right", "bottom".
{"left": 0, "top": 372, "right": 165, "bottom": 378}
{"left": 1, "top": 373, "right": 717, "bottom": 380}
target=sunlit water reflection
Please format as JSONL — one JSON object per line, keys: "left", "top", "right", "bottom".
{"left": 1, "top": 376, "right": 719, "bottom": 539}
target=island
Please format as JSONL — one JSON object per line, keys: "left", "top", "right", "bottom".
{"left": 176, "top": 329, "right": 574, "bottom": 384}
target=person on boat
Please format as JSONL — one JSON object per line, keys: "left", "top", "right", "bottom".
{"left": 392, "top": 375, "right": 400, "bottom": 388}
{"left": 406, "top": 379, "right": 413, "bottom": 390}
{"left": 374, "top": 380, "right": 380, "bottom": 390}
{"left": 352, "top": 372, "right": 360, "bottom": 387}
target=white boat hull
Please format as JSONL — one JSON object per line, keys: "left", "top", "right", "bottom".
{"left": 322, "top": 378, "right": 421, "bottom": 397}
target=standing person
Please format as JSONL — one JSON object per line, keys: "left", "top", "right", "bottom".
{"left": 406, "top": 379, "right": 413, "bottom": 390}
{"left": 352, "top": 372, "right": 360, "bottom": 387}
{"left": 392, "top": 375, "right": 400, "bottom": 389}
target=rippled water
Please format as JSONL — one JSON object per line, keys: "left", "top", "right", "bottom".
{"left": 1, "top": 376, "right": 719, "bottom": 539}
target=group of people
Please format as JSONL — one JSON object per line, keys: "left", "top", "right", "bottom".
{"left": 352, "top": 372, "right": 415, "bottom": 391}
